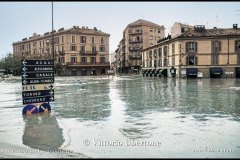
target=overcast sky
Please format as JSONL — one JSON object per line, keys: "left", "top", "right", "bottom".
{"left": 0, "top": 1, "right": 239, "bottom": 58}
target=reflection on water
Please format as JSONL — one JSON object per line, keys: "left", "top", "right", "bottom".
{"left": 22, "top": 113, "right": 64, "bottom": 151}
{"left": 1, "top": 76, "right": 240, "bottom": 158}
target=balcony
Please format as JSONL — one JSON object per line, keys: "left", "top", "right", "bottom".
{"left": 66, "top": 62, "right": 110, "bottom": 66}
{"left": 129, "top": 46, "right": 142, "bottom": 51}
{"left": 79, "top": 51, "right": 98, "bottom": 55}
{"left": 58, "top": 51, "right": 65, "bottom": 56}
{"left": 128, "top": 30, "right": 142, "bottom": 35}
{"left": 129, "top": 55, "right": 142, "bottom": 59}
{"left": 129, "top": 39, "right": 142, "bottom": 43}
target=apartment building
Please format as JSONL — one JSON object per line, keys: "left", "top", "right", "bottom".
{"left": 115, "top": 19, "right": 165, "bottom": 73}
{"left": 142, "top": 24, "right": 240, "bottom": 78}
{"left": 13, "top": 26, "right": 110, "bottom": 76}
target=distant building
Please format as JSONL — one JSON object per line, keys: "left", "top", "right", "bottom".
{"left": 115, "top": 19, "right": 165, "bottom": 74}
{"left": 12, "top": 26, "right": 110, "bottom": 76}
{"left": 142, "top": 24, "right": 240, "bottom": 78}
{"left": 171, "top": 22, "right": 194, "bottom": 38}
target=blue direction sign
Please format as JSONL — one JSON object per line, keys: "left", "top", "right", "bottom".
{"left": 22, "top": 72, "right": 54, "bottom": 79}
{"left": 21, "top": 60, "right": 55, "bottom": 106}
{"left": 23, "top": 95, "right": 54, "bottom": 105}
{"left": 22, "top": 90, "right": 54, "bottom": 98}
{"left": 22, "top": 78, "right": 54, "bottom": 85}
{"left": 21, "top": 60, "right": 54, "bottom": 66}
{"left": 22, "top": 66, "right": 54, "bottom": 72}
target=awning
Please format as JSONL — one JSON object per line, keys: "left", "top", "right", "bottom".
{"left": 151, "top": 69, "right": 156, "bottom": 74}
{"left": 156, "top": 69, "right": 162, "bottom": 74}
{"left": 147, "top": 69, "right": 152, "bottom": 73}
{"left": 210, "top": 67, "right": 223, "bottom": 75}
{"left": 186, "top": 68, "right": 198, "bottom": 76}
{"left": 143, "top": 70, "right": 148, "bottom": 74}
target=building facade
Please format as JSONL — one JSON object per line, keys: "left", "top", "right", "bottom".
{"left": 142, "top": 24, "right": 240, "bottom": 78}
{"left": 115, "top": 19, "right": 165, "bottom": 74}
{"left": 13, "top": 26, "right": 110, "bottom": 76}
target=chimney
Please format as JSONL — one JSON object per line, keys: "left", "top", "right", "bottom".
{"left": 233, "top": 24, "right": 238, "bottom": 29}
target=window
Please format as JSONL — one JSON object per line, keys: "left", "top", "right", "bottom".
{"left": 186, "top": 42, "right": 197, "bottom": 53}
{"left": 82, "top": 69, "right": 87, "bottom": 75}
{"left": 149, "top": 35, "right": 153, "bottom": 40}
{"left": 60, "top": 57, "right": 65, "bottom": 63}
{"left": 72, "top": 36, "right": 75, "bottom": 43}
{"left": 92, "top": 46, "right": 96, "bottom": 54}
{"left": 92, "top": 37, "right": 95, "bottom": 43}
{"left": 212, "top": 41, "right": 221, "bottom": 53}
{"left": 46, "top": 39, "right": 50, "bottom": 46}
{"left": 100, "top": 57, "right": 105, "bottom": 64}
{"left": 100, "top": 45, "right": 105, "bottom": 52}
{"left": 56, "top": 37, "right": 60, "bottom": 44}
{"left": 149, "top": 28, "right": 153, "bottom": 32}
{"left": 186, "top": 56, "right": 198, "bottom": 65}
{"left": 149, "top": 50, "right": 152, "bottom": 58}
{"left": 154, "top": 49, "right": 157, "bottom": 57}
{"left": 81, "top": 57, "right": 86, "bottom": 64}
{"left": 158, "top": 30, "right": 161, "bottom": 33}
{"left": 158, "top": 47, "right": 162, "bottom": 57}
{"left": 235, "top": 40, "right": 240, "bottom": 52}
{"left": 172, "top": 43, "right": 175, "bottom": 54}
{"left": 212, "top": 55, "right": 219, "bottom": 65}
{"left": 62, "top": 46, "right": 64, "bottom": 52}
{"left": 80, "top": 46, "right": 85, "bottom": 53}
{"left": 70, "top": 45, "right": 76, "bottom": 51}
{"left": 238, "top": 54, "right": 240, "bottom": 64}
{"left": 172, "top": 56, "right": 175, "bottom": 66}
{"left": 70, "top": 57, "right": 77, "bottom": 63}
{"left": 101, "top": 37, "right": 104, "bottom": 44}
{"left": 163, "top": 46, "right": 168, "bottom": 66}
{"left": 181, "top": 28, "right": 185, "bottom": 33}
{"left": 136, "top": 36, "right": 140, "bottom": 42}
{"left": 80, "top": 36, "right": 86, "bottom": 43}
{"left": 91, "top": 57, "right": 96, "bottom": 64}
{"left": 62, "top": 36, "right": 64, "bottom": 43}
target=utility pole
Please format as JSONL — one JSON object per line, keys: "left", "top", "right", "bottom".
{"left": 52, "top": 1, "right": 54, "bottom": 62}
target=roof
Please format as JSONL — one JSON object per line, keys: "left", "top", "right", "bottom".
{"left": 127, "top": 19, "right": 164, "bottom": 28}
{"left": 178, "top": 27, "right": 240, "bottom": 38}
{"left": 13, "top": 26, "right": 110, "bottom": 45}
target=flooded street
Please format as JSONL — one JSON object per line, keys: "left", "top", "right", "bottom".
{"left": 0, "top": 76, "right": 240, "bottom": 158}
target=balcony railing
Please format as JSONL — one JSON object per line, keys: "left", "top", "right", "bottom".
{"left": 58, "top": 51, "right": 65, "bottom": 56}
{"left": 129, "top": 47, "right": 142, "bottom": 51}
{"left": 66, "top": 62, "right": 110, "bottom": 66}
{"left": 79, "top": 51, "right": 98, "bottom": 55}
{"left": 129, "top": 55, "right": 142, "bottom": 59}
{"left": 129, "top": 39, "right": 142, "bottom": 43}
{"left": 128, "top": 30, "right": 142, "bottom": 34}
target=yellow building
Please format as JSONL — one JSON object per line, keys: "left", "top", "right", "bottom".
{"left": 142, "top": 24, "right": 240, "bottom": 78}
{"left": 13, "top": 26, "right": 110, "bottom": 76}
{"left": 115, "top": 19, "right": 165, "bottom": 73}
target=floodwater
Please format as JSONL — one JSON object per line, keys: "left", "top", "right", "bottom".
{"left": 0, "top": 75, "right": 240, "bottom": 158}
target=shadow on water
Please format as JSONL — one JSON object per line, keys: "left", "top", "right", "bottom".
{"left": 22, "top": 113, "right": 64, "bottom": 151}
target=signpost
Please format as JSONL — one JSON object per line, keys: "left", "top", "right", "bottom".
{"left": 21, "top": 60, "right": 54, "bottom": 114}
